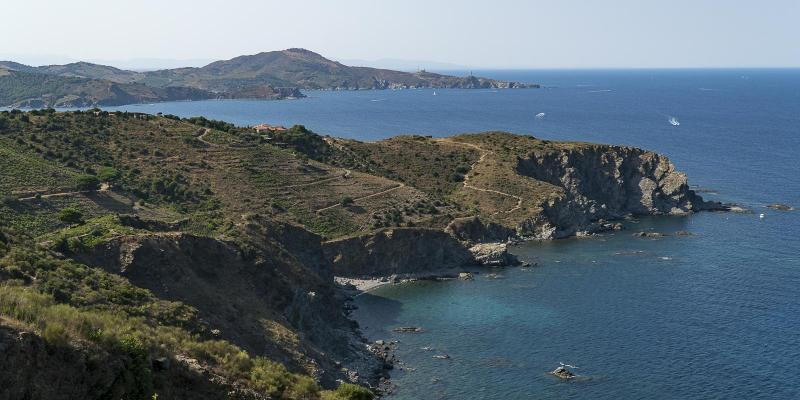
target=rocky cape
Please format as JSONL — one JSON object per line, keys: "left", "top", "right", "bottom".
{"left": 0, "top": 49, "right": 535, "bottom": 107}
{"left": 0, "top": 112, "right": 729, "bottom": 398}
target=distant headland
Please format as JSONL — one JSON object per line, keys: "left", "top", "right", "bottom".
{"left": 0, "top": 48, "right": 538, "bottom": 108}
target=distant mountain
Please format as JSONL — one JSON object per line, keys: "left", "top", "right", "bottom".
{"left": 0, "top": 48, "right": 536, "bottom": 107}
{"left": 35, "top": 61, "right": 142, "bottom": 83}
{"left": 140, "top": 48, "right": 535, "bottom": 91}
{"left": 0, "top": 68, "right": 215, "bottom": 108}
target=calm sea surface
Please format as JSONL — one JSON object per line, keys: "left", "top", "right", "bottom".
{"left": 106, "top": 69, "right": 799, "bottom": 399}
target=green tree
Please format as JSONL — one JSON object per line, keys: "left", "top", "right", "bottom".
{"left": 76, "top": 175, "right": 101, "bottom": 191}
{"left": 97, "top": 166, "right": 120, "bottom": 183}
{"left": 58, "top": 207, "right": 84, "bottom": 225}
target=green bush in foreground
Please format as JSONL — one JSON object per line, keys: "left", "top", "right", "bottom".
{"left": 0, "top": 229, "right": 374, "bottom": 399}
{"left": 323, "top": 383, "right": 375, "bottom": 400}
{"left": 0, "top": 283, "right": 341, "bottom": 399}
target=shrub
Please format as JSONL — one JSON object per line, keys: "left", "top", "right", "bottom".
{"left": 58, "top": 207, "right": 84, "bottom": 225}
{"left": 340, "top": 196, "right": 354, "bottom": 207}
{"left": 448, "top": 173, "right": 464, "bottom": 182}
{"left": 41, "top": 321, "right": 69, "bottom": 346}
{"left": 76, "top": 175, "right": 101, "bottom": 191}
{"left": 1, "top": 195, "right": 17, "bottom": 206}
{"left": 249, "top": 358, "right": 292, "bottom": 396}
{"left": 97, "top": 166, "right": 120, "bottom": 183}
{"left": 332, "top": 383, "right": 374, "bottom": 400}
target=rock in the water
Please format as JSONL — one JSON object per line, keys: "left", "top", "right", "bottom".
{"left": 674, "top": 230, "right": 694, "bottom": 236}
{"left": 458, "top": 272, "right": 474, "bottom": 281}
{"left": 550, "top": 366, "right": 576, "bottom": 379}
{"left": 632, "top": 231, "right": 667, "bottom": 238}
{"left": 469, "top": 243, "right": 521, "bottom": 266}
{"left": 392, "top": 326, "right": 424, "bottom": 333}
{"left": 766, "top": 203, "right": 794, "bottom": 211}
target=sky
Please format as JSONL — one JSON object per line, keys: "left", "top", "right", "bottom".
{"left": 1, "top": 0, "right": 798, "bottom": 69}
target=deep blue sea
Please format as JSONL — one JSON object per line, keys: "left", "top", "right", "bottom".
{"left": 106, "top": 69, "right": 800, "bottom": 399}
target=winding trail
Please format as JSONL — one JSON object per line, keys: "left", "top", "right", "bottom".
{"left": 197, "top": 128, "right": 215, "bottom": 146}
{"left": 315, "top": 183, "right": 405, "bottom": 214}
{"left": 286, "top": 169, "right": 351, "bottom": 189}
{"left": 445, "top": 140, "right": 523, "bottom": 216}
{"left": 18, "top": 183, "right": 111, "bottom": 201}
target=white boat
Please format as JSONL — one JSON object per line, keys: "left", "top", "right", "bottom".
{"left": 433, "top": 91, "right": 437, "bottom": 96}
{"left": 668, "top": 116, "right": 680, "bottom": 126}
{"left": 535, "top": 112, "right": 546, "bottom": 119}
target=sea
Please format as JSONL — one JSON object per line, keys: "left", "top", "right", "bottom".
{"left": 106, "top": 69, "right": 800, "bottom": 399}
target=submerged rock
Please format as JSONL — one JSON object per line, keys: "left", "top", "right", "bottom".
{"left": 766, "top": 203, "right": 794, "bottom": 211}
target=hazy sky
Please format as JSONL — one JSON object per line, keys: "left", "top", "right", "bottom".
{"left": 1, "top": 0, "right": 798, "bottom": 69}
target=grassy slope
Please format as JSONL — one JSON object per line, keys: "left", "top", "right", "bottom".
{"left": 0, "top": 110, "right": 611, "bottom": 399}
{"left": 0, "top": 111, "right": 455, "bottom": 239}
{"left": 0, "top": 111, "right": 381, "bottom": 398}
{"left": 0, "top": 225, "right": 370, "bottom": 400}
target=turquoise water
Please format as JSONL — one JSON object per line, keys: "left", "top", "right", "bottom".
{"left": 103, "top": 69, "right": 799, "bottom": 398}
{"left": 355, "top": 212, "right": 799, "bottom": 399}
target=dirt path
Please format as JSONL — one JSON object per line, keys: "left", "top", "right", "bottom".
{"left": 315, "top": 183, "right": 405, "bottom": 214}
{"left": 445, "top": 140, "right": 523, "bottom": 216}
{"left": 197, "top": 128, "right": 215, "bottom": 146}
{"left": 286, "top": 169, "right": 351, "bottom": 189}
{"left": 18, "top": 183, "right": 111, "bottom": 201}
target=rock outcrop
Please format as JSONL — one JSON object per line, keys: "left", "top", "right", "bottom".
{"left": 468, "top": 243, "right": 522, "bottom": 267}
{"left": 322, "top": 228, "right": 475, "bottom": 278}
{"left": 445, "top": 216, "right": 517, "bottom": 245}
{"left": 515, "top": 145, "right": 724, "bottom": 239}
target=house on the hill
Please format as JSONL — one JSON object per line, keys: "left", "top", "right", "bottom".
{"left": 253, "top": 123, "right": 287, "bottom": 133}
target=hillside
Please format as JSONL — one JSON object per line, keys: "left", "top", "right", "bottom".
{"left": 0, "top": 49, "right": 536, "bottom": 107}
{"left": 139, "top": 48, "right": 537, "bottom": 91}
{"left": 0, "top": 68, "right": 218, "bottom": 108}
{"left": 0, "top": 110, "right": 719, "bottom": 399}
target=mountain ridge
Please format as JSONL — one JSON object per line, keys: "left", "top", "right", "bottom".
{"left": 0, "top": 49, "right": 537, "bottom": 107}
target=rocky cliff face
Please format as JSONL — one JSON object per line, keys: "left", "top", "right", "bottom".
{"left": 445, "top": 216, "right": 517, "bottom": 245}
{"left": 74, "top": 218, "right": 383, "bottom": 388}
{"left": 322, "top": 228, "right": 476, "bottom": 277}
{"left": 514, "top": 145, "right": 720, "bottom": 239}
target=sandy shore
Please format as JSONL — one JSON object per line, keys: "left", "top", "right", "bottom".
{"left": 334, "top": 270, "right": 468, "bottom": 294}
{"left": 334, "top": 276, "right": 392, "bottom": 293}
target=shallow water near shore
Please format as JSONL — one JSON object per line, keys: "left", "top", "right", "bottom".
{"left": 354, "top": 211, "right": 800, "bottom": 399}
{"left": 100, "top": 69, "right": 799, "bottom": 397}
